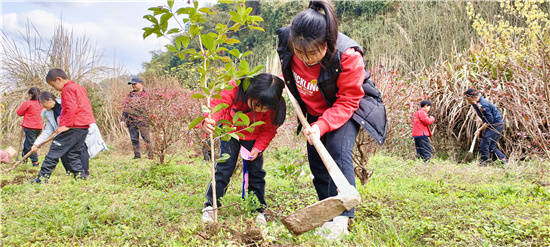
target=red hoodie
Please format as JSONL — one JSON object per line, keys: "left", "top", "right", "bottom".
{"left": 210, "top": 82, "right": 279, "bottom": 151}
{"left": 291, "top": 48, "right": 366, "bottom": 136}
{"left": 16, "top": 100, "right": 43, "bottom": 130}
{"left": 412, "top": 109, "right": 435, "bottom": 137}
{"left": 59, "top": 80, "right": 95, "bottom": 128}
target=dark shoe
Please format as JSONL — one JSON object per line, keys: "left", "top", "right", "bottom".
{"left": 133, "top": 155, "right": 141, "bottom": 159}
{"left": 30, "top": 174, "right": 49, "bottom": 184}
{"left": 32, "top": 161, "right": 39, "bottom": 167}
{"left": 76, "top": 172, "right": 89, "bottom": 180}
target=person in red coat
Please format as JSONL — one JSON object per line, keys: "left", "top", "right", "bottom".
{"left": 412, "top": 100, "right": 435, "bottom": 161}
{"left": 16, "top": 87, "right": 43, "bottom": 166}
{"left": 31, "top": 69, "right": 95, "bottom": 183}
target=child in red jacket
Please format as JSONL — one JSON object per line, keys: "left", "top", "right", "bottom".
{"left": 31, "top": 69, "right": 95, "bottom": 183}
{"left": 201, "top": 73, "right": 286, "bottom": 226}
{"left": 16, "top": 87, "right": 43, "bottom": 166}
{"left": 412, "top": 100, "right": 435, "bottom": 161}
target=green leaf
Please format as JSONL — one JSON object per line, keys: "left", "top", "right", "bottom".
{"left": 176, "top": 7, "right": 194, "bottom": 15}
{"left": 201, "top": 86, "right": 209, "bottom": 95}
{"left": 167, "top": 0, "right": 174, "bottom": 8}
{"left": 175, "top": 36, "right": 190, "bottom": 49}
{"left": 215, "top": 23, "right": 227, "bottom": 33}
{"left": 191, "top": 93, "right": 205, "bottom": 99}
{"left": 250, "top": 121, "right": 264, "bottom": 127}
{"left": 228, "top": 49, "right": 240, "bottom": 58}
{"left": 218, "top": 119, "right": 231, "bottom": 125}
{"left": 225, "top": 38, "right": 240, "bottom": 45}
{"left": 229, "top": 133, "right": 240, "bottom": 140}
{"left": 199, "top": 7, "right": 214, "bottom": 14}
{"left": 142, "top": 27, "right": 154, "bottom": 39}
{"left": 143, "top": 14, "right": 158, "bottom": 25}
{"left": 212, "top": 103, "right": 229, "bottom": 114}
{"left": 241, "top": 51, "right": 252, "bottom": 58}
{"left": 188, "top": 116, "right": 205, "bottom": 129}
{"left": 217, "top": 153, "right": 231, "bottom": 163}
{"left": 234, "top": 112, "right": 250, "bottom": 126}
{"left": 251, "top": 16, "right": 264, "bottom": 22}
{"left": 201, "top": 33, "right": 217, "bottom": 50}
{"left": 250, "top": 65, "right": 264, "bottom": 75}
{"left": 249, "top": 25, "right": 265, "bottom": 32}
{"left": 220, "top": 135, "right": 231, "bottom": 142}
{"left": 166, "top": 28, "right": 180, "bottom": 35}
{"left": 239, "top": 60, "right": 249, "bottom": 71}
{"left": 242, "top": 77, "right": 251, "bottom": 91}
{"left": 219, "top": 0, "right": 233, "bottom": 3}
{"left": 235, "top": 132, "right": 245, "bottom": 139}
{"left": 166, "top": 44, "right": 177, "bottom": 53}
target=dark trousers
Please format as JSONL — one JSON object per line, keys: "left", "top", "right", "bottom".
{"left": 307, "top": 115, "right": 359, "bottom": 218}
{"left": 127, "top": 121, "right": 151, "bottom": 158}
{"left": 22, "top": 128, "right": 41, "bottom": 163}
{"left": 39, "top": 128, "right": 88, "bottom": 177}
{"left": 480, "top": 125, "right": 507, "bottom": 163}
{"left": 413, "top": 136, "right": 432, "bottom": 161}
{"left": 60, "top": 143, "right": 89, "bottom": 175}
{"left": 205, "top": 138, "right": 266, "bottom": 212}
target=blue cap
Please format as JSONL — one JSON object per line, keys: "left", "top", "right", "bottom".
{"left": 128, "top": 77, "right": 143, "bottom": 85}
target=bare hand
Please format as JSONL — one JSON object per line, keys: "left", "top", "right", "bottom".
{"left": 56, "top": 126, "right": 70, "bottom": 134}
{"left": 248, "top": 148, "right": 262, "bottom": 161}
{"left": 303, "top": 124, "right": 320, "bottom": 145}
{"left": 202, "top": 117, "right": 215, "bottom": 134}
{"left": 31, "top": 145, "right": 38, "bottom": 153}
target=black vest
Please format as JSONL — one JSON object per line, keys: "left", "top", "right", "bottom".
{"left": 276, "top": 26, "right": 387, "bottom": 145}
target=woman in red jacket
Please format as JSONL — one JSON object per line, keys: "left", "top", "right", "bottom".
{"left": 412, "top": 100, "right": 435, "bottom": 161}
{"left": 16, "top": 87, "right": 43, "bottom": 166}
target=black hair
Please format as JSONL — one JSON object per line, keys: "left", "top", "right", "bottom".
{"left": 289, "top": 0, "right": 338, "bottom": 68}
{"left": 39, "top": 91, "right": 61, "bottom": 120}
{"left": 46, "top": 68, "right": 68, "bottom": 83}
{"left": 38, "top": 91, "right": 56, "bottom": 102}
{"left": 420, "top": 100, "right": 432, "bottom": 108}
{"left": 234, "top": 73, "right": 287, "bottom": 126}
{"left": 464, "top": 88, "right": 479, "bottom": 97}
{"left": 27, "top": 87, "right": 40, "bottom": 100}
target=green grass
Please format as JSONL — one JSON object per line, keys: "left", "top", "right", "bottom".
{"left": 1, "top": 150, "right": 549, "bottom": 246}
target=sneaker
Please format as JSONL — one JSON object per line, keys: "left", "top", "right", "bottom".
{"left": 30, "top": 174, "right": 49, "bottom": 184}
{"left": 256, "top": 213, "right": 267, "bottom": 227}
{"left": 32, "top": 161, "right": 39, "bottom": 167}
{"left": 316, "top": 216, "right": 349, "bottom": 240}
{"left": 202, "top": 206, "right": 214, "bottom": 223}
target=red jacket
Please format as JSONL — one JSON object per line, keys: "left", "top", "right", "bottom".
{"left": 412, "top": 109, "right": 435, "bottom": 137}
{"left": 210, "top": 82, "right": 279, "bottom": 151}
{"left": 16, "top": 100, "right": 43, "bottom": 129}
{"left": 59, "top": 81, "right": 95, "bottom": 128}
{"left": 290, "top": 48, "right": 365, "bottom": 136}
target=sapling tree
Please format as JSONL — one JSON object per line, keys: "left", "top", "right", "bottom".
{"left": 143, "top": 0, "right": 265, "bottom": 223}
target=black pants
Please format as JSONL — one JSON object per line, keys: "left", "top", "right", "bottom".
{"left": 22, "top": 128, "right": 41, "bottom": 163}
{"left": 60, "top": 143, "right": 89, "bottom": 175}
{"left": 307, "top": 115, "right": 359, "bottom": 218}
{"left": 39, "top": 128, "right": 88, "bottom": 177}
{"left": 480, "top": 125, "right": 507, "bottom": 163}
{"left": 205, "top": 139, "right": 266, "bottom": 212}
{"left": 127, "top": 121, "right": 151, "bottom": 158}
{"left": 413, "top": 136, "right": 432, "bottom": 161}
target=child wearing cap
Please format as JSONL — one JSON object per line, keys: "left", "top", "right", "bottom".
{"left": 120, "top": 77, "right": 152, "bottom": 159}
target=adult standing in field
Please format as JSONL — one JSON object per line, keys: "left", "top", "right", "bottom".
{"left": 276, "top": 0, "right": 386, "bottom": 239}
{"left": 120, "top": 77, "right": 152, "bottom": 159}
{"left": 412, "top": 100, "right": 435, "bottom": 161}
{"left": 16, "top": 87, "right": 43, "bottom": 167}
{"left": 464, "top": 88, "right": 508, "bottom": 165}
